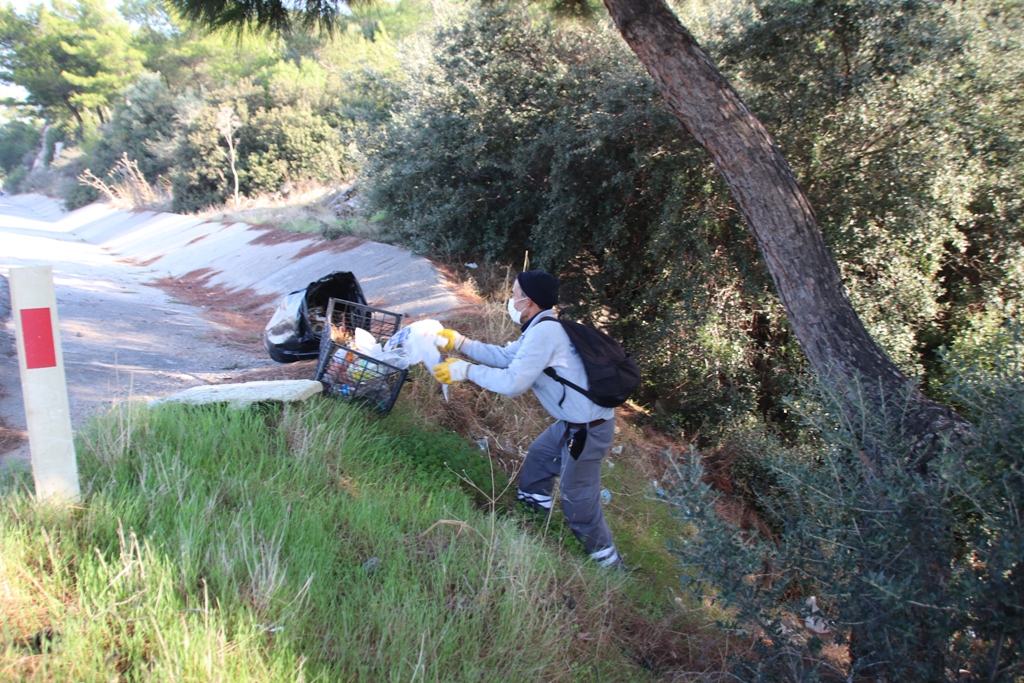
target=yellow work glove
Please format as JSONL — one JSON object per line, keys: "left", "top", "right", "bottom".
{"left": 433, "top": 358, "right": 472, "bottom": 384}
{"left": 435, "top": 328, "right": 466, "bottom": 352}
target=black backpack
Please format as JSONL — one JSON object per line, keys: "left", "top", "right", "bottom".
{"left": 538, "top": 318, "right": 640, "bottom": 408}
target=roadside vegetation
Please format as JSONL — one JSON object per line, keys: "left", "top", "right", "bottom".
{"left": 0, "top": 379, "right": 730, "bottom": 681}
{"left": 2, "top": 0, "right": 1023, "bottom": 679}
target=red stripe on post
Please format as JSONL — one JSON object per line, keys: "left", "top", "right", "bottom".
{"left": 20, "top": 307, "right": 58, "bottom": 369}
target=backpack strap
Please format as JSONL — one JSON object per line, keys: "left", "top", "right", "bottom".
{"left": 536, "top": 317, "right": 592, "bottom": 404}
{"left": 543, "top": 367, "right": 591, "bottom": 407}
{"left": 536, "top": 317, "right": 595, "bottom": 406}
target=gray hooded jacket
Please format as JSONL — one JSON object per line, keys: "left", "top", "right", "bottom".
{"left": 462, "top": 309, "right": 614, "bottom": 424}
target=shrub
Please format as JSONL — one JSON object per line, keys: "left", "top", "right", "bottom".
{"left": 170, "top": 78, "right": 349, "bottom": 212}
{"left": 711, "top": 0, "right": 1024, "bottom": 379}
{"left": 78, "top": 153, "right": 170, "bottom": 209}
{"left": 170, "top": 102, "right": 236, "bottom": 212}
{"left": 259, "top": 56, "right": 335, "bottom": 112}
{"left": 169, "top": 80, "right": 264, "bottom": 213}
{"left": 0, "top": 118, "right": 41, "bottom": 176}
{"left": 239, "top": 104, "right": 348, "bottom": 196}
{"left": 367, "top": 0, "right": 1024, "bottom": 434}
{"left": 665, "top": 326, "right": 1024, "bottom": 681}
{"left": 87, "top": 73, "right": 192, "bottom": 184}
{"left": 1, "top": 163, "right": 28, "bottom": 192}
{"left": 63, "top": 174, "right": 101, "bottom": 208}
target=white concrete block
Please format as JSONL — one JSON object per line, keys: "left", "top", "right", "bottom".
{"left": 149, "top": 379, "right": 325, "bottom": 409}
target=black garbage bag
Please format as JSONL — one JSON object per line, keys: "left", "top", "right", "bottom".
{"left": 263, "top": 271, "right": 366, "bottom": 362}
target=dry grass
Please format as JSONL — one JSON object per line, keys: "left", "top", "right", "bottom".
{"left": 78, "top": 154, "right": 172, "bottom": 210}
{"left": 610, "top": 602, "right": 740, "bottom": 681}
{"left": 395, "top": 289, "right": 553, "bottom": 481}
{"left": 195, "top": 181, "right": 376, "bottom": 241}
{"left": 697, "top": 444, "right": 780, "bottom": 542}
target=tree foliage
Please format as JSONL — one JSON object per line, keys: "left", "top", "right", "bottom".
{"left": 365, "top": 0, "right": 1023, "bottom": 434}
{"left": 365, "top": 5, "right": 802, "bottom": 428}
{"left": 0, "top": 119, "right": 41, "bottom": 176}
{"left": 1, "top": 0, "right": 420, "bottom": 208}
{"left": 0, "top": 0, "right": 144, "bottom": 128}
{"left": 713, "top": 0, "right": 1024, "bottom": 382}
{"left": 90, "top": 73, "right": 190, "bottom": 182}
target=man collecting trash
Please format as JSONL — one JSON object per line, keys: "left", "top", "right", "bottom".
{"left": 432, "top": 270, "right": 626, "bottom": 570}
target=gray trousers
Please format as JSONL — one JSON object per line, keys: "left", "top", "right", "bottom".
{"left": 517, "top": 418, "right": 616, "bottom": 557}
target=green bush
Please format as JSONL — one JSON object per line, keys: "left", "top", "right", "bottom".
{"left": 1, "top": 163, "right": 28, "bottom": 192}
{"left": 169, "top": 80, "right": 265, "bottom": 212}
{"left": 0, "top": 118, "right": 41, "bottom": 176}
{"left": 86, "top": 73, "right": 193, "bottom": 184}
{"left": 259, "top": 56, "right": 336, "bottom": 112}
{"left": 63, "top": 174, "right": 101, "bottom": 208}
{"left": 366, "top": 0, "right": 1024, "bottom": 435}
{"left": 366, "top": 3, "right": 802, "bottom": 431}
{"left": 712, "top": 0, "right": 1024, "bottom": 380}
{"left": 170, "top": 102, "right": 236, "bottom": 212}
{"left": 169, "top": 78, "right": 349, "bottom": 212}
{"left": 239, "top": 104, "right": 348, "bottom": 196}
{"left": 666, "top": 326, "right": 1024, "bottom": 681}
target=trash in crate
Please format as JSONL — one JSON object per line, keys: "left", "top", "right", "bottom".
{"left": 319, "top": 345, "right": 406, "bottom": 414}
{"left": 383, "top": 319, "right": 442, "bottom": 366}
{"left": 347, "top": 327, "right": 410, "bottom": 369}
{"left": 344, "top": 354, "right": 377, "bottom": 382}
{"left": 314, "top": 299, "right": 407, "bottom": 415}
{"left": 349, "top": 327, "right": 380, "bottom": 356}
{"left": 320, "top": 298, "right": 402, "bottom": 351}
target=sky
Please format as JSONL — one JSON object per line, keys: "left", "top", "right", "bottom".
{"left": 0, "top": 84, "right": 29, "bottom": 105}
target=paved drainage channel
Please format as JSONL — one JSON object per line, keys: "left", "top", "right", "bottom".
{"left": 0, "top": 208, "right": 274, "bottom": 467}
{"left": 0, "top": 193, "right": 463, "bottom": 468}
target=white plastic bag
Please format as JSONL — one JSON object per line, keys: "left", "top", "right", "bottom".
{"left": 352, "top": 327, "right": 380, "bottom": 356}
{"left": 385, "top": 320, "right": 443, "bottom": 368}
{"left": 385, "top": 320, "right": 449, "bottom": 400}
{"left": 377, "top": 348, "right": 410, "bottom": 369}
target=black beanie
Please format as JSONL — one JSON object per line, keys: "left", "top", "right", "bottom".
{"left": 517, "top": 270, "right": 560, "bottom": 310}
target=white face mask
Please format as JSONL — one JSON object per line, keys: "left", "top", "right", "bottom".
{"left": 507, "top": 296, "right": 526, "bottom": 324}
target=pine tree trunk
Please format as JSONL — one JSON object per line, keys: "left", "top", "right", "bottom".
{"left": 602, "top": 0, "right": 971, "bottom": 458}
{"left": 66, "top": 101, "right": 85, "bottom": 137}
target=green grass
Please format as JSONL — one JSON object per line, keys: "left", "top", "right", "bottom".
{"left": 1, "top": 400, "right": 658, "bottom": 681}
{"left": 601, "top": 452, "right": 690, "bottom": 592}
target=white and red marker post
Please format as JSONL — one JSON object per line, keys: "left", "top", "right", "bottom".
{"left": 10, "top": 266, "right": 81, "bottom": 502}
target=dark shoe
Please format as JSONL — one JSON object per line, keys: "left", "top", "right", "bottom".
{"left": 517, "top": 498, "right": 550, "bottom": 516}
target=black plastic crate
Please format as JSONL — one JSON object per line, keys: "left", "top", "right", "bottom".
{"left": 319, "top": 298, "right": 403, "bottom": 353}
{"left": 313, "top": 299, "right": 406, "bottom": 415}
{"left": 315, "top": 343, "right": 408, "bottom": 415}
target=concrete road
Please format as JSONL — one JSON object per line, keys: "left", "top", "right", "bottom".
{"left": 0, "top": 194, "right": 461, "bottom": 468}
{"left": 0, "top": 195, "right": 276, "bottom": 466}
